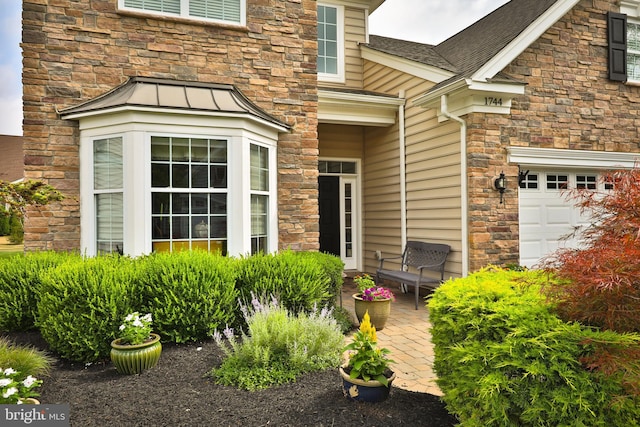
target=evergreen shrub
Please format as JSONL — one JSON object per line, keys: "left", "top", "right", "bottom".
{"left": 0, "top": 251, "right": 76, "bottom": 331}
{"left": 428, "top": 267, "right": 640, "bottom": 426}
{"left": 235, "top": 251, "right": 333, "bottom": 314}
{"left": 138, "top": 251, "right": 239, "bottom": 343}
{"left": 0, "top": 209, "right": 10, "bottom": 235}
{"left": 37, "top": 255, "right": 142, "bottom": 362}
{"left": 8, "top": 216, "right": 23, "bottom": 244}
{"left": 292, "top": 251, "right": 344, "bottom": 306}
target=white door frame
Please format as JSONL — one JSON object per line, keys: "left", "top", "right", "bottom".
{"left": 319, "top": 158, "right": 361, "bottom": 271}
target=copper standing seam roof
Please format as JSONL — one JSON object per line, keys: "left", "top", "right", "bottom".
{"left": 58, "top": 77, "right": 290, "bottom": 131}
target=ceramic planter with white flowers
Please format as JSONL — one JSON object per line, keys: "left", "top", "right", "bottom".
{"left": 0, "top": 367, "right": 43, "bottom": 404}
{"left": 110, "top": 312, "right": 162, "bottom": 375}
{"left": 352, "top": 274, "right": 395, "bottom": 330}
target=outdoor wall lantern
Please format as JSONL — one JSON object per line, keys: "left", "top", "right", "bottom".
{"left": 494, "top": 171, "right": 506, "bottom": 204}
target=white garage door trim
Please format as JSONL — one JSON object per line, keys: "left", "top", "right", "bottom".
{"left": 508, "top": 146, "right": 640, "bottom": 169}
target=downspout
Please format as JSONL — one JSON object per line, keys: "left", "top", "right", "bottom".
{"left": 398, "top": 90, "right": 407, "bottom": 250}
{"left": 440, "top": 95, "right": 469, "bottom": 276}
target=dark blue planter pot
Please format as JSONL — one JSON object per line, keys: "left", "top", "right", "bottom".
{"left": 340, "top": 366, "right": 395, "bottom": 403}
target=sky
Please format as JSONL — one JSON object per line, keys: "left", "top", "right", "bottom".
{"left": 0, "top": 0, "right": 509, "bottom": 136}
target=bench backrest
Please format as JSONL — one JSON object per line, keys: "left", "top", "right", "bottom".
{"left": 402, "top": 241, "right": 451, "bottom": 275}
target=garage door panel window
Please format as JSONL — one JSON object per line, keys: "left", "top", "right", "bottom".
{"left": 576, "top": 175, "right": 597, "bottom": 190}
{"left": 519, "top": 173, "right": 539, "bottom": 189}
{"left": 546, "top": 175, "right": 568, "bottom": 190}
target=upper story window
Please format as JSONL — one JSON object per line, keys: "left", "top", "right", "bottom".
{"left": 608, "top": 3, "right": 640, "bottom": 83}
{"left": 628, "top": 20, "right": 640, "bottom": 80}
{"left": 120, "top": 0, "right": 245, "bottom": 26}
{"left": 317, "top": 3, "right": 344, "bottom": 83}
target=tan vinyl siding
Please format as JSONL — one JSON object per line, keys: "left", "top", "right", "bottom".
{"left": 361, "top": 60, "right": 463, "bottom": 278}
{"left": 318, "top": 124, "right": 364, "bottom": 158}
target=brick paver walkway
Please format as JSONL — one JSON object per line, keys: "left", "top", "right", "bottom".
{"left": 341, "top": 278, "right": 442, "bottom": 396}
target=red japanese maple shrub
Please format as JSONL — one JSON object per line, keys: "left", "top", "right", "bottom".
{"left": 542, "top": 168, "right": 640, "bottom": 396}
{"left": 543, "top": 168, "right": 640, "bottom": 333}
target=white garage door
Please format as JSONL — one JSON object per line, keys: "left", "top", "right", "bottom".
{"left": 518, "top": 170, "right": 606, "bottom": 268}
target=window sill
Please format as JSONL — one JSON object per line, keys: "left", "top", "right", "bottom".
{"left": 116, "top": 9, "right": 248, "bottom": 32}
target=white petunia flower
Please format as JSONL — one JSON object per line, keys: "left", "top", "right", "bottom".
{"left": 3, "top": 368, "right": 16, "bottom": 376}
{"left": 3, "top": 387, "right": 17, "bottom": 398}
{"left": 22, "top": 376, "right": 37, "bottom": 388}
{"left": 0, "top": 378, "right": 12, "bottom": 387}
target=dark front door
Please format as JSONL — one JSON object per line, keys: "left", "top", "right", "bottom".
{"left": 319, "top": 176, "right": 340, "bottom": 256}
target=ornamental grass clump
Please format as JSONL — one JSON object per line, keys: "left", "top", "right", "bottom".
{"left": 211, "top": 293, "right": 344, "bottom": 391}
{"left": 0, "top": 338, "right": 52, "bottom": 379}
{"left": 342, "top": 311, "right": 394, "bottom": 386}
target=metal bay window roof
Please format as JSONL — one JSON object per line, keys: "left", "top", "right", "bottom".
{"left": 59, "top": 77, "right": 290, "bottom": 131}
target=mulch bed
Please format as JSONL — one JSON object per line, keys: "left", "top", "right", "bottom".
{"left": 4, "top": 331, "right": 458, "bottom": 426}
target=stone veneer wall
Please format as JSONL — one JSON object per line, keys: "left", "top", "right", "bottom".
{"left": 22, "top": 0, "right": 319, "bottom": 252}
{"left": 466, "top": 0, "right": 640, "bottom": 271}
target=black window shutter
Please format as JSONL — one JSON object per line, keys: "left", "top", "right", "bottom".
{"left": 608, "top": 12, "right": 627, "bottom": 82}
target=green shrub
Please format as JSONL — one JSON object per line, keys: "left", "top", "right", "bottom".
{"left": 236, "top": 251, "right": 334, "bottom": 314}
{"left": 332, "top": 305, "right": 355, "bottom": 334}
{"left": 8, "top": 216, "right": 23, "bottom": 244}
{"left": 211, "top": 295, "right": 344, "bottom": 390}
{"left": 0, "top": 210, "right": 10, "bottom": 235}
{"left": 138, "top": 251, "right": 239, "bottom": 343}
{"left": 0, "top": 337, "right": 53, "bottom": 379}
{"left": 428, "top": 267, "right": 640, "bottom": 426}
{"left": 0, "top": 251, "right": 75, "bottom": 331}
{"left": 38, "top": 255, "right": 142, "bottom": 362}
{"left": 293, "top": 251, "right": 344, "bottom": 305}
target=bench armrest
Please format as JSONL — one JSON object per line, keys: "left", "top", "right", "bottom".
{"left": 378, "top": 255, "right": 403, "bottom": 270}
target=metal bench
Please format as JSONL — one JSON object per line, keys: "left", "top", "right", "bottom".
{"left": 376, "top": 241, "right": 451, "bottom": 310}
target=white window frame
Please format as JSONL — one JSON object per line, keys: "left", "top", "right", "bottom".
{"left": 622, "top": 1, "right": 640, "bottom": 83}
{"left": 118, "top": 0, "right": 246, "bottom": 26}
{"left": 150, "top": 136, "right": 230, "bottom": 254}
{"left": 628, "top": 19, "right": 640, "bottom": 82}
{"left": 78, "top": 111, "right": 279, "bottom": 258}
{"left": 93, "top": 136, "right": 124, "bottom": 254}
{"left": 317, "top": 2, "right": 345, "bottom": 84}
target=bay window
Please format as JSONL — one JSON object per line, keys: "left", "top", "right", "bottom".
{"left": 64, "top": 78, "right": 286, "bottom": 258}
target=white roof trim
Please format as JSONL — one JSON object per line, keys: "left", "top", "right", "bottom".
{"left": 318, "top": 89, "right": 404, "bottom": 126}
{"left": 508, "top": 146, "right": 640, "bottom": 169}
{"left": 472, "top": 0, "right": 581, "bottom": 82}
{"left": 360, "top": 45, "right": 454, "bottom": 83}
